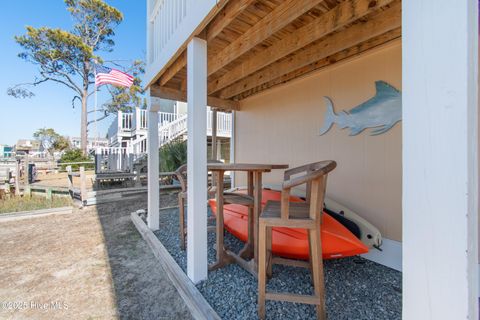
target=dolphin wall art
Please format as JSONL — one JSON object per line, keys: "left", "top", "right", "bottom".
{"left": 319, "top": 81, "right": 402, "bottom": 136}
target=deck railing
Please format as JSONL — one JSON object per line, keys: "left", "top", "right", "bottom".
{"left": 94, "top": 147, "right": 138, "bottom": 173}
{"left": 146, "top": 0, "right": 219, "bottom": 85}
{"left": 148, "top": 0, "right": 187, "bottom": 65}
{"left": 159, "top": 111, "right": 180, "bottom": 126}
{"left": 207, "top": 110, "right": 232, "bottom": 137}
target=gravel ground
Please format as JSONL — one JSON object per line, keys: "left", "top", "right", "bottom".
{"left": 0, "top": 193, "right": 192, "bottom": 320}
{"left": 154, "top": 207, "right": 402, "bottom": 320}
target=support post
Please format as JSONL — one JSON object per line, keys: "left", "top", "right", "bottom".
{"left": 187, "top": 37, "right": 208, "bottom": 283}
{"left": 24, "top": 154, "right": 29, "bottom": 185}
{"left": 211, "top": 109, "right": 218, "bottom": 160}
{"left": 79, "top": 166, "right": 87, "bottom": 205}
{"left": 147, "top": 90, "right": 160, "bottom": 231}
{"left": 15, "top": 159, "right": 20, "bottom": 196}
{"left": 403, "top": 1, "right": 478, "bottom": 319}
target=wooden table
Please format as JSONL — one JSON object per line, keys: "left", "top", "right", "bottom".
{"left": 207, "top": 163, "right": 288, "bottom": 277}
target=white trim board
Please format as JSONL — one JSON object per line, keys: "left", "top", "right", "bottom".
{"left": 361, "top": 238, "right": 402, "bottom": 272}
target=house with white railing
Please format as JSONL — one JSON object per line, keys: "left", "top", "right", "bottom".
{"left": 138, "top": 1, "right": 479, "bottom": 319}
{"left": 102, "top": 98, "right": 232, "bottom": 172}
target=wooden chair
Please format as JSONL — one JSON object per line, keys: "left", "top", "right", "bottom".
{"left": 175, "top": 161, "right": 254, "bottom": 250}
{"left": 257, "top": 160, "right": 337, "bottom": 320}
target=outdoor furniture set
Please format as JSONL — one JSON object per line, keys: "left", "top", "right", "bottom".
{"left": 175, "top": 160, "right": 336, "bottom": 319}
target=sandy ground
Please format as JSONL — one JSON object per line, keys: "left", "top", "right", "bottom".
{"left": 0, "top": 194, "right": 192, "bottom": 320}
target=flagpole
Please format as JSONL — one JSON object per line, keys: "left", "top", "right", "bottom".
{"left": 94, "top": 64, "right": 98, "bottom": 148}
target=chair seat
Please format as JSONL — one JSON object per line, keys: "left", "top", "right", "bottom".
{"left": 223, "top": 192, "right": 254, "bottom": 206}
{"left": 261, "top": 200, "right": 312, "bottom": 220}
{"left": 179, "top": 190, "right": 253, "bottom": 207}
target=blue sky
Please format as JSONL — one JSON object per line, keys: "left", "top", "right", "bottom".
{"left": 0, "top": 0, "right": 145, "bottom": 145}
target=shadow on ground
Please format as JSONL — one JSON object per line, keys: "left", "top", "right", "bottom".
{"left": 92, "top": 192, "right": 192, "bottom": 320}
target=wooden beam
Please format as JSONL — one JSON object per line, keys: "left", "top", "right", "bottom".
{"left": 218, "top": 3, "right": 401, "bottom": 99}
{"left": 150, "top": 85, "right": 240, "bottom": 111}
{"left": 157, "top": 0, "right": 254, "bottom": 87}
{"left": 208, "top": 0, "right": 396, "bottom": 95}
{"left": 206, "top": 0, "right": 257, "bottom": 41}
{"left": 208, "top": 0, "right": 326, "bottom": 76}
{"left": 233, "top": 28, "right": 401, "bottom": 100}
{"left": 159, "top": 52, "right": 186, "bottom": 86}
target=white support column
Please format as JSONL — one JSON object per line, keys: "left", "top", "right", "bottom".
{"left": 211, "top": 109, "right": 218, "bottom": 160}
{"left": 230, "top": 111, "right": 236, "bottom": 185}
{"left": 403, "top": 1, "right": 478, "bottom": 319}
{"left": 187, "top": 37, "right": 208, "bottom": 283}
{"left": 147, "top": 90, "right": 160, "bottom": 231}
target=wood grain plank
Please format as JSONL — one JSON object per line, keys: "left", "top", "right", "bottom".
{"left": 208, "top": 0, "right": 326, "bottom": 76}
{"left": 218, "top": 3, "right": 401, "bottom": 99}
{"left": 208, "top": 0, "right": 396, "bottom": 95}
{"left": 206, "top": 0, "right": 257, "bottom": 41}
{"left": 233, "top": 28, "right": 401, "bottom": 100}
{"left": 150, "top": 85, "right": 240, "bottom": 111}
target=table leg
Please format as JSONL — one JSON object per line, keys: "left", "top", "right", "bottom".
{"left": 209, "top": 170, "right": 231, "bottom": 270}
{"left": 239, "top": 171, "right": 254, "bottom": 259}
{"left": 253, "top": 171, "right": 262, "bottom": 270}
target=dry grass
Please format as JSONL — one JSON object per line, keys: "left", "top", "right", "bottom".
{"left": 0, "top": 196, "right": 72, "bottom": 214}
{"left": 0, "top": 195, "right": 192, "bottom": 320}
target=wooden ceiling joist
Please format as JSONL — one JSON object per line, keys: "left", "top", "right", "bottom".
{"left": 157, "top": 0, "right": 256, "bottom": 87}
{"left": 233, "top": 28, "right": 402, "bottom": 101}
{"left": 159, "top": 52, "right": 187, "bottom": 86}
{"left": 208, "top": 0, "right": 397, "bottom": 95}
{"left": 217, "top": 2, "right": 401, "bottom": 99}
{"left": 150, "top": 85, "right": 239, "bottom": 111}
{"left": 205, "top": 0, "right": 257, "bottom": 41}
{"left": 207, "top": 0, "right": 326, "bottom": 76}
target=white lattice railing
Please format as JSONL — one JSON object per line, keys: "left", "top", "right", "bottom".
{"left": 148, "top": 0, "right": 187, "bottom": 65}
{"left": 130, "top": 110, "right": 232, "bottom": 154}
{"left": 159, "top": 111, "right": 181, "bottom": 126}
{"left": 94, "top": 147, "right": 140, "bottom": 173}
{"left": 207, "top": 110, "right": 232, "bottom": 137}
{"left": 146, "top": 0, "right": 219, "bottom": 85}
{"left": 131, "top": 113, "right": 188, "bottom": 154}
{"left": 159, "top": 114, "right": 188, "bottom": 145}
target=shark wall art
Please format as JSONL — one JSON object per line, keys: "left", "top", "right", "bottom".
{"left": 319, "top": 81, "right": 402, "bottom": 136}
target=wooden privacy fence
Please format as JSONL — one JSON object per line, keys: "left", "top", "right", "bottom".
{"left": 67, "top": 166, "right": 87, "bottom": 205}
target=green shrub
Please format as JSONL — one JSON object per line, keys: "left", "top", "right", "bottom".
{"left": 59, "top": 149, "right": 94, "bottom": 170}
{"left": 159, "top": 139, "right": 187, "bottom": 172}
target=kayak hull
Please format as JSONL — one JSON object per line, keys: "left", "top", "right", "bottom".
{"left": 208, "top": 189, "right": 369, "bottom": 260}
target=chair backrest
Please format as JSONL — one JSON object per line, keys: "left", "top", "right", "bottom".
{"left": 281, "top": 161, "right": 336, "bottom": 221}
{"left": 174, "top": 159, "right": 223, "bottom": 193}
{"left": 174, "top": 163, "right": 188, "bottom": 192}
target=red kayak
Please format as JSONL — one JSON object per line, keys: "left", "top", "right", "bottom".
{"left": 208, "top": 189, "right": 368, "bottom": 260}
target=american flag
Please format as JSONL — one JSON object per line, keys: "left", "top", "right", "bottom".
{"left": 94, "top": 64, "right": 134, "bottom": 88}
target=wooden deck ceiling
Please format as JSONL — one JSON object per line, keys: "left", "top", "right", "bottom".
{"left": 150, "top": 0, "right": 402, "bottom": 111}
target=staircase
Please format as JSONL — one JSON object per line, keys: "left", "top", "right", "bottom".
{"left": 131, "top": 113, "right": 188, "bottom": 154}
{"left": 100, "top": 110, "right": 231, "bottom": 173}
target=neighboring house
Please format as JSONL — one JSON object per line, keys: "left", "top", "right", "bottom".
{"left": 69, "top": 137, "right": 109, "bottom": 151}
{"left": 142, "top": 0, "right": 478, "bottom": 319}
{"left": 15, "top": 139, "right": 43, "bottom": 156}
{"left": 0, "top": 145, "right": 14, "bottom": 158}
{"left": 106, "top": 101, "right": 232, "bottom": 161}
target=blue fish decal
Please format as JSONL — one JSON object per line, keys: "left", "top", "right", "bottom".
{"left": 319, "top": 81, "right": 402, "bottom": 136}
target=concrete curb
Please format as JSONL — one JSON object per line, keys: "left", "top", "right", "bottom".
{"left": 0, "top": 206, "right": 74, "bottom": 222}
